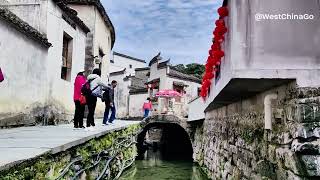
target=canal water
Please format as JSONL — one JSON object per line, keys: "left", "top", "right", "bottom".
{"left": 120, "top": 149, "right": 209, "bottom": 180}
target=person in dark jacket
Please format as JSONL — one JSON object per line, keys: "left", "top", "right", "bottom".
{"left": 102, "top": 80, "right": 117, "bottom": 125}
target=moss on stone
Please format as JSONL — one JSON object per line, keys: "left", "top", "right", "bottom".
{"left": 0, "top": 124, "right": 141, "bottom": 179}
{"left": 240, "top": 127, "right": 264, "bottom": 145}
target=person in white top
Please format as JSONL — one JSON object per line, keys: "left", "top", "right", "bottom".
{"left": 86, "top": 68, "right": 108, "bottom": 130}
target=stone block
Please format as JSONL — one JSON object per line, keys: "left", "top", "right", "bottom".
{"left": 250, "top": 173, "right": 263, "bottom": 180}
{"left": 268, "top": 145, "right": 277, "bottom": 163}
{"left": 293, "top": 123, "right": 320, "bottom": 139}
{"left": 222, "top": 170, "right": 228, "bottom": 180}
{"left": 300, "top": 155, "right": 320, "bottom": 176}
{"left": 286, "top": 170, "right": 304, "bottom": 180}
{"left": 230, "top": 144, "right": 238, "bottom": 154}
{"left": 295, "top": 103, "right": 320, "bottom": 123}
{"left": 283, "top": 150, "right": 301, "bottom": 175}
{"left": 254, "top": 160, "right": 276, "bottom": 179}
{"left": 291, "top": 139, "right": 320, "bottom": 154}
{"left": 224, "top": 161, "right": 233, "bottom": 174}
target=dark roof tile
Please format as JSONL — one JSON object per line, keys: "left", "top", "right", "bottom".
{"left": 0, "top": 7, "right": 51, "bottom": 48}
{"left": 65, "top": 0, "right": 115, "bottom": 48}
{"left": 53, "top": 0, "right": 90, "bottom": 33}
{"left": 113, "top": 51, "right": 146, "bottom": 63}
{"left": 168, "top": 67, "right": 201, "bottom": 84}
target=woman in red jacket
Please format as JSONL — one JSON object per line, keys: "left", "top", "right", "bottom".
{"left": 73, "top": 70, "right": 87, "bottom": 129}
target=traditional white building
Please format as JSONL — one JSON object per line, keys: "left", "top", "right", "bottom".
{"left": 66, "top": 0, "right": 115, "bottom": 79}
{"left": 66, "top": 0, "right": 115, "bottom": 116}
{"left": 110, "top": 51, "right": 147, "bottom": 75}
{"left": 189, "top": 0, "right": 320, "bottom": 118}
{"left": 108, "top": 52, "right": 147, "bottom": 118}
{"left": 0, "top": 1, "right": 89, "bottom": 126}
{"left": 0, "top": 7, "right": 51, "bottom": 127}
{"left": 145, "top": 53, "right": 201, "bottom": 117}
{"left": 188, "top": 1, "right": 320, "bottom": 179}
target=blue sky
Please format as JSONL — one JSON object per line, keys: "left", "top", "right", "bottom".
{"left": 102, "top": 0, "right": 223, "bottom": 65}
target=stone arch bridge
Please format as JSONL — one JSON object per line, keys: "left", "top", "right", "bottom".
{"left": 136, "top": 114, "right": 202, "bottom": 160}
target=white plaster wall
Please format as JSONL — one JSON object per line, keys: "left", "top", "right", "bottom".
{"left": 112, "top": 54, "right": 146, "bottom": 75}
{"left": 148, "top": 64, "right": 167, "bottom": 89}
{"left": 110, "top": 63, "right": 125, "bottom": 73}
{"left": 0, "top": 19, "right": 48, "bottom": 117}
{"left": 46, "top": 0, "right": 86, "bottom": 116}
{"left": 3, "top": 0, "right": 48, "bottom": 34}
{"left": 188, "top": 97, "right": 205, "bottom": 121}
{"left": 67, "top": 5, "right": 113, "bottom": 116}
{"left": 129, "top": 93, "right": 149, "bottom": 117}
{"left": 109, "top": 73, "right": 131, "bottom": 118}
{"left": 93, "top": 9, "right": 112, "bottom": 81}
{"left": 67, "top": 5, "right": 95, "bottom": 29}
{"left": 164, "top": 76, "right": 201, "bottom": 103}
{"left": 205, "top": 0, "right": 320, "bottom": 109}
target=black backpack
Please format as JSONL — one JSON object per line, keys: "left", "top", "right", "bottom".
{"left": 102, "top": 87, "right": 111, "bottom": 102}
{"left": 81, "top": 79, "right": 98, "bottom": 96}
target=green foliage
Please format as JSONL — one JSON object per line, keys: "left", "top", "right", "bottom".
{"left": 240, "top": 128, "right": 264, "bottom": 144}
{"left": 0, "top": 124, "right": 141, "bottom": 179}
{"left": 173, "top": 63, "right": 205, "bottom": 79}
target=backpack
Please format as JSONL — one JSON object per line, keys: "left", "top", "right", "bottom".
{"left": 81, "top": 79, "right": 99, "bottom": 96}
{"left": 102, "top": 87, "right": 111, "bottom": 102}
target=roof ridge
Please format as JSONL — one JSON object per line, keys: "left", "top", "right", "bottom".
{"left": 53, "top": 0, "right": 90, "bottom": 33}
{"left": 113, "top": 51, "right": 146, "bottom": 63}
{"left": 65, "top": 0, "right": 115, "bottom": 48}
{"left": 0, "top": 7, "right": 52, "bottom": 48}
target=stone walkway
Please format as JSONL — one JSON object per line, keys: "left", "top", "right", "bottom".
{"left": 0, "top": 119, "right": 140, "bottom": 171}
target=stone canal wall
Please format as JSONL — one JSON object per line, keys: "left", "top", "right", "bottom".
{"left": 0, "top": 124, "right": 140, "bottom": 179}
{"left": 192, "top": 82, "right": 320, "bottom": 179}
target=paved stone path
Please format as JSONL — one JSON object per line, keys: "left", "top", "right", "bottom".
{"left": 0, "top": 119, "right": 140, "bottom": 171}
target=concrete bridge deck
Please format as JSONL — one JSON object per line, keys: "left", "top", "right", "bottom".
{"left": 0, "top": 119, "right": 140, "bottom": 171}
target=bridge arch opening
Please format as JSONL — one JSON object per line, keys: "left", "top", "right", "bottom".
{"left": 137, "top": 122, "right": 193, "bottom": 160}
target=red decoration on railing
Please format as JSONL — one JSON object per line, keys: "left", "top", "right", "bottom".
{"left": 200, "top": 5, "right": 229, "bottom": 100}
{"left": 218, "top": 6, "right": 229, "bottom": 17}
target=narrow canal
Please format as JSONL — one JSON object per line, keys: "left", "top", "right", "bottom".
{"left": 119, "top": 149, "right": 208, "bottom": 180}
{"left": 120, "top": 123, "right": 209, "bottom": 180}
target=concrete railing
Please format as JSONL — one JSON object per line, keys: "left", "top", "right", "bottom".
{"left": 151, "top": 98, "right": 187, "bottom": 118}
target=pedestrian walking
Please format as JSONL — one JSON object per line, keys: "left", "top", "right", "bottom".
{"left": 102, "top": 80, "right": 117, "bottom": 125}
{"left": 142, "top": 97, "right": 153, "bottom": 118}
{"left": 73, "top": 69, "right": 86, "bottom": 129}
{"left": 86, "top": 68, "right": 108, "bottom": 130}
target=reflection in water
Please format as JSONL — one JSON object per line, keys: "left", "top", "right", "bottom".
{"left": 120, "top": 149, "right": 209, "bottom": 180}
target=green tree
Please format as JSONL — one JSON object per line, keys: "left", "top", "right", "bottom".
{"left": 173, "top": 63, "right": 205, "bottom": 79}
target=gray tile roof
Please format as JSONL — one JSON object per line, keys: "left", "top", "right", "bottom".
{"left": 148, "top": 52, "right": 161, "bottom": 66}
{"left": 113, "top": 52, "right": 146, "bottom": 63}
{"left": 65, "top": 0, "right": 115, "bottom": 48}
{"left": 53, "top": 0, "right": 90, "bottom": 33}
{"left": 168, "top": 67, "right": 201, "bottom": 84}
{"left": 0, "top": 7, "right": 51, "bottom": 48}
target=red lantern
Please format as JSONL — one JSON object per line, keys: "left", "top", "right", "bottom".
{"left": 214, "top": 35, "right": 225, "bottom": 43}
{"left": 215, "top": 19, "right": 225, "bottom": 27}
{"left": 218, "top": 6, "right": 228, "bottom": 17}
{"left": 207, "top": 56, "right": 215, "bottom": 66}
{"left": 206, "top": 72, "right": 214, "bottom": 79}
{"left": 211, "top": 42, "right": 221, "bottom": 50}
{"left": 213, "top": 50, "right": 225, "bottom": 58}
{"left": 214, "top": 26, "right": 227, "bottom": 36}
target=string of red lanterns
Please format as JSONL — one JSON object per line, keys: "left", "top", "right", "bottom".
{"left": 200, "top": 6, "right": 229, "bottom": 100}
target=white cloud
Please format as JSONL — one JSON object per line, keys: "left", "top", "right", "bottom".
{"left": 102, "top": 0, "right": 223, "bottom": 64}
